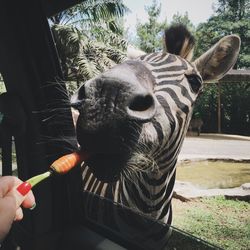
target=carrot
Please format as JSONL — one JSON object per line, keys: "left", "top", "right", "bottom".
{"left": 50, "top": 151, "right": 89, "bottom": 174}
{"left": 17, "top": 151, "right": 88, "bottom": 191}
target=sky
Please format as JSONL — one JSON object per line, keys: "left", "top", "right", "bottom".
{"left": 123, "top": 0, "right": 218, "bottom": 31}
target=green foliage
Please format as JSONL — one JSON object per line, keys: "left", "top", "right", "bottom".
{"left": 135, "top": 7, "right": 194, "bottom": 53}
{"left": 50, "top": 0, "right": 129, "bottom": 34}
{"left": 136, "top": 0, "right": 167, "bottom": 53}
{"left": 171, "top": 12, "right": 195, "bottom": 34}
{"left": 193, "top": 0, "right": 250, "bottom": 135}
{"left": 221, "top": 82, "right": 250, "bottom": 135}
{"left": 194, "top": 84, "right": 219, "bottom": 133}
{"left": 51, "top": 0, "right": 128, "bottom": 93}
{"left": 194, "top": 82, "right": 250, "bottom": 135}
{"left": 52, "top": 24, "right": 127, "bottom": 88}
{"left": 215, "top": 0, "right": 250, "bottom": 21}
{"left": 195, "top": 0, "right": 250, "bottom": 68}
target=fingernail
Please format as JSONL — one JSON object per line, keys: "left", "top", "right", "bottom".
{"left": 30, "top": 203, "right": 36, "bottom": 210}
{"left": 16, "top": 182, "right": 32, "bottom": 196}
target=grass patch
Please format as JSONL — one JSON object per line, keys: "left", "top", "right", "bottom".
{"left": 172, "top": 196, "right": 250, "bottom": 250}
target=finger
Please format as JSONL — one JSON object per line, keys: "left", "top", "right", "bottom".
{"left": 7, "top": 182, "right": 32, "bottom": 209}
{"left": 22, "top": 190, "right": 36, "bottom": 209}
{"left": 14, "top": 207, "right": 23, "bottom": 221}
{"left": 1, "top": 176, "right": 36, "bottom": 209}
{"left": 1, "top": 177, "right": 36, "bottom": 210}
{"left": 0, "top": 195, "right": 16, "bottom": 222}
{"left": 0, "top": 197, "right": 16, "bottom": 242}
{"left": 0, "top": 176, "right": 21, "bottom": 197}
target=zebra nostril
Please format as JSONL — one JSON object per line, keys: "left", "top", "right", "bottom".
{"left": 127, "top": 94, "right": 156, "bottom": 122}
{"left": 129, "top": 94, "right": 154, "bottom": 112}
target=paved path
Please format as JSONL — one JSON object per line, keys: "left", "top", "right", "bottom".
{"left": 179, "top": 133, "right": 250, "bottom": 161}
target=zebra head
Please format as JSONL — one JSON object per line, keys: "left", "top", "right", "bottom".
{"left": 71, "top": 25, "right": 240, "bottom": 183}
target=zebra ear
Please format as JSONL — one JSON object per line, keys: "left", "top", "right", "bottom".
{"left": 164, "top": 24, "right": 195, "bottom": 61}
{"left": 194, "top": 35, "right": 241, "bottom": 82}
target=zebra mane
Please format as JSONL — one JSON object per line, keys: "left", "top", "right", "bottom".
{"left": 164, "top": 24, "right": 195, "bottom": 61}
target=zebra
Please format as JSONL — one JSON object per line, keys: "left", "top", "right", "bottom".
{"left": 71, "top": 25, "right": 240, "bottom": 248}
{"left": 189, "top": 117, "right": 203, "bottom": 136}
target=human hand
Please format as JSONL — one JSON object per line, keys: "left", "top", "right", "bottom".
{"left": 0, "top": 176, "right": 36, "bottom": 242}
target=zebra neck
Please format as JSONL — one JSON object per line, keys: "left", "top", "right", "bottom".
{"left": 118, "top": 158, "right": 177, "bottom": 222}
{"left": 82, "top": 157, "right": 177, "bottom": 223}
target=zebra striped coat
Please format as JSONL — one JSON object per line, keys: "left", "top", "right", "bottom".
{"left": 71, "top": 25, "right": 240, "bottom": 249}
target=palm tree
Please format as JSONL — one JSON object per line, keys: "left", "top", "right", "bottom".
{"left": 52, "top": 24, "right": 127, "bottom": 86}
{"left": 50, "top": 0, "right": 129, "bottom": 93}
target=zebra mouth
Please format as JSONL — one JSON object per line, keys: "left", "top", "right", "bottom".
{"left": 84, "top": 152, "right": 129, "bottom": 182}
{"left": 76, "top": 122, "right": 137, "bottom": 183}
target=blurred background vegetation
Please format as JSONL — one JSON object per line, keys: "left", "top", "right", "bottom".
{"left": 1, "top": 0, "right": 249, "bottom": 135}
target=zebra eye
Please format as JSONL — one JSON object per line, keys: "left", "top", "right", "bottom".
{"left": 186, "top": 74, "right": 203, "bottom": 94}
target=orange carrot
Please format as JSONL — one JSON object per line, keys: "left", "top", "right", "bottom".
{"left": 50, "top": 151, "right": 89, "bottom": 174}
{"left": 14, "top": 152, "right": 89, "bottom": 192}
